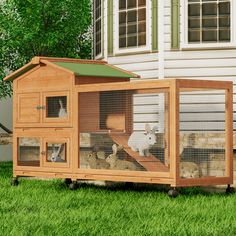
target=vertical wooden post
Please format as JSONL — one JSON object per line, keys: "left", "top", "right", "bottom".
{"left": 164, "top": 92, "right": 170, "bottom": 166}
{"left": 225, "top": 86, "right": 233, "bottom": 183}
{"left": 13, "top": 80, "right": 17, "bottom": 176}
{"left": 72, "top": 88, "right": 79, "bottom": 174}
{"left": 169, "top": 80, "right": 180, "bottom": 186}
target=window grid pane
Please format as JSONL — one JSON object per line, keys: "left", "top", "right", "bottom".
{"left": 118, "top": 0, "right": 146, "bottom": 49}
{"left": 188, "top": 0, "right": 231, "bottom": 43}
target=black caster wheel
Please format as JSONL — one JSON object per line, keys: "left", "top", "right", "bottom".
{"left": 68, "top": 181, "right": 77, "bottom": 190}
{"left": 11, "top": 177, "right": 19, "bottom": 186}
{"left": 168, "top": 188, "right": 179, "bottom": 198}
{"left": 64, "top": 178, "right": 72, "bottom": 186}
{"left": 226, "top": 185, "right": 235, "bottom": 194}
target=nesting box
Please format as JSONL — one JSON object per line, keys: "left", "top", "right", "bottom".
{"left": 4, "top": 57, "right": 234, "bottom": 194}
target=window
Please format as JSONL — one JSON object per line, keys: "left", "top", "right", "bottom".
{"left": 114, "top": 0, "right": 151, "bottom": 53}
{"left": 182, "top": 0, "right": 235, "bottom": 48}
{"left": 94, "top": 0, "right": 102, "bottom": 57}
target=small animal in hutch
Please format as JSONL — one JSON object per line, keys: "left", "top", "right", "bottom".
{"left": 50, "top": 144, "right": 65, "bottom": 162}
{"left": 128, "top": 123, "right": 158, "bottom": 156}
{"left": 87, "top": 146, "right": 110, "bottom": 169}
{"left": 58, "top": 99, "right": 67, "bottom": 118}
{"left": 106, "top": 144, "right": 138, "bottom": 170}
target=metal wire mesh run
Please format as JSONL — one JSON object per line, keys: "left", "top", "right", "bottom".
{"left": 79, "top": 89, "right": 169, "bottom": 172}
{"left": 179, "top": 89, "right": 226, "bottom": 178}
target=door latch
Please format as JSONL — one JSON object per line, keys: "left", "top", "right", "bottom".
{"left": 36, "top": 106, "right": 46, "bottom": 110}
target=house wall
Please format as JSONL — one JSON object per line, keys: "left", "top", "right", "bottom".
{"left": 102, "top": 0, "right": 236, "bottom": 133}
{"left": 0, "top": 97, "right": 13, "bottom": 161}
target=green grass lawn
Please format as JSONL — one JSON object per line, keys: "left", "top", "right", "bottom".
{"left": 0, "top": 162, "right": 236, "bottom": 236}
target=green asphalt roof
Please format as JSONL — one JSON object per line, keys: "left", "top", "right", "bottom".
{"left": 53, "top": 62, "right": 138, "bottom": 78}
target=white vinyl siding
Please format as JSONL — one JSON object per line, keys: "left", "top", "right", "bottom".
{"left": 104, "top": 0, "right": 236, "bottom": 132}
{"left": 0, "top": 97, "right": 13, "bottom": 161}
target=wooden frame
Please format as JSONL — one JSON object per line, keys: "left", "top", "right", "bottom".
{"left": 10, "top": 63, "right": 233, "bottom": 188}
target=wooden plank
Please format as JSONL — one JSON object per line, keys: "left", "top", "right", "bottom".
{"left": 178, "top": 79, "right": 232, "bottom": 90}
{"left": 76, "top": 168, "right": 170, "bottom": 178}
{"left": 76, "top": 80, "right": 171, "bottom": 93}
{"left": 14, "top": 170, "right": 173, "bottom": 184}
{"left": 176, "top": 176, "right": 232, "bottom": 187}
{"left": 169, "top": 80, "right": 179, "bottom": 184}
{"left": 109, "top": 133, "right": 169, "bottom": 172}
{"left": 225, "top": 87, "right": 233, "bottom": 181}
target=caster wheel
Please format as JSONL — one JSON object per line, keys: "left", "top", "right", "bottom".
{"left": 226, "top": 186, "right": 235, "bottom": 194}
{"left": 11, "top": 177, "right": 19, "bottom": 186}
{"left": 64, "top": 178, "right": 72, "bottom": 186}
{"left": 68, "top": 182, "right": 77, "bottom": 190}
{"left": 168, "top": 189, "right": 179, "bottom": 198}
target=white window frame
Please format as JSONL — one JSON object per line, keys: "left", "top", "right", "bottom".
{"left": 94, "top": 0, "right": 104, "bottom": 59}
{"left": 114, "top": 0, "right": 151, "bottom": 54}
{"left": 181, "top": 0, "right": 236, "bottom": 49}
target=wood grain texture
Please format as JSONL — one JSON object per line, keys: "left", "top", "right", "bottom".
{"left": 12, "top": 76, "right": 233, "bottom": 187}
{"left": 109, "top": 133, "right": 169, "bottom": 172}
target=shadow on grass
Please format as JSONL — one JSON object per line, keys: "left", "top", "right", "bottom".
{"left": 1, "top": 161, "right": 231, "bottom": 197}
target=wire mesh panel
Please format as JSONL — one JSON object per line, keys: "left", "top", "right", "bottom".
{"left": 46, "top": 143, "right": 67, "bottom": 163}
{"left": 46, "top": 96, "right": 67, "bottom": 118}
{"left": 179, "top": 89, "right": 226, "bottom": 178}
{"left": 18, "top": 137, "right": 40, "bottom": 166}
{"left": 79, "top": 89, "right": 170, "bottom": 173}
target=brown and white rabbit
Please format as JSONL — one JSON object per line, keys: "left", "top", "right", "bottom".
{"left": 88, "top": 146, "right": 110, "bottom": 169}
{"left": 128, "top": 123, "right": 158, "bottom": 157}
{"left": 106, "top": 144, "right": 138, "bottom": 171}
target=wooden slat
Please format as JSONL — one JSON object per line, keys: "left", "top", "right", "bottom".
{"left": 76, "top": 80, "right": 171, "bottom": 93}
{"left": 14, "top": 170, "right": 173, "bottom": 184}
{"left": 109, "top": 133, "right": 169, "bottom": 172}
{"left": 176, "top": 176, "right": 232, "bottom": 187}
{"left": 225, "top": 88, "right": 233, "bottom": 181}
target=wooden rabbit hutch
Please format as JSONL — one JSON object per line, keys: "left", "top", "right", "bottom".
{"left": 4, "top": 57, "right": 234, "bottom": 196}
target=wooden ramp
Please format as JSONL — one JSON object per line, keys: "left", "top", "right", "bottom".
{"left": 109, "top": 134, "right": 169, "bottom": 172}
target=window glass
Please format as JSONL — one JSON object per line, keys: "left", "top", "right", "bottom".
{"left": 188, "top": 0, "right": 231, "bottom": 43}
{"left": 46, "top": 96, "right": 67, "bottom": 118}
{"left": 118, "top": 0, "right": 147, "bottom": 49}
{"left": 94, "top": 0, "right": 102, "bottom": 56}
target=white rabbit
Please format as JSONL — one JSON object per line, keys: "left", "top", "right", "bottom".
{"left": 50, "top": 144, "right": 65, "bottom": 162}
{"left": 58, "top": 99, "right": 67, "bottom": 118}
{"left": 128, "top": 124, "right": 158, "bottom": 157}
